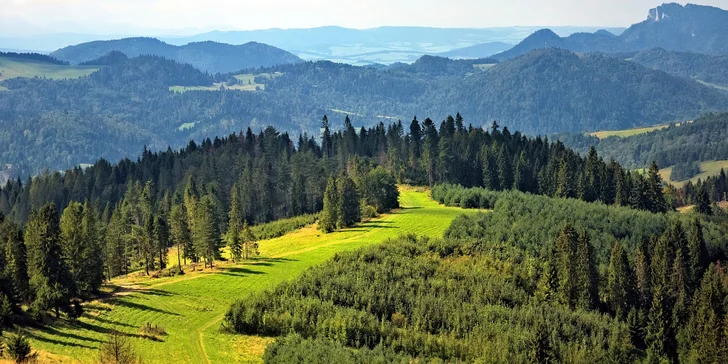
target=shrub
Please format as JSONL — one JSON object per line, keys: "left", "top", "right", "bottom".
{"left": 99, "top": 330, "right": 140, "bottom": 364}
{"left": 361, "top": 205, "right": 378, "bottom": 221}
{"left": 5, "top": 332, "right": 33, "bottom": 363}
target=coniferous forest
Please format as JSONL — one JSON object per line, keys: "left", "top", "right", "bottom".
{"left": 0, "top": 112, "right": 725, "bottom": 362}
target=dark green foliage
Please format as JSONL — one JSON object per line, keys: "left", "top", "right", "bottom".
{"left": 606, "top": 242, "right": 633, "bottom": 318}
{"left": 263, "top": 334, "right": 413, "bottom": 364}
{"left": 355, "top": 166, "right": 399, "bottom": 213}
{"left": 250, "top": 213, "right": 318, "bottom": 241}
{"left": 670, "top": 161, "right": 701, "bottom": 182}
{"left": 628, "top": 47, "right": 728, "bottom": 88}
{"left": 25, "top": 204, "right": 73, "bottom": 318}
{"left": 225, "top": 235, "right": 633, "bottom": 363}
{"left": 5, "top": 332, "right": 32, "bottom": 363}
{"left": 319, "top": 177, "right": 339, "bottom": 233}
{"left": 192, "top": 195, "right": 221, "bottom": 268}
{"left": 336, "top": 175, "right": 361, "bottom": 228}
{"left": 0, "top": 51, "right": 68, "bottom": 65}
{"left": 695, "top": 186, "right": 713, "bottom": 215}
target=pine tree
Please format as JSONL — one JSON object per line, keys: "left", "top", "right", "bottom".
{"left": 25, "top": 204, "right": 73, "bottom": 318}
{"left": 225, "top": 185, "right": 244, "bottom": 263}
{"left": 606, "top": 242, "right": 633, "bottom": 318}
{"left": 513, "top": 150, "right": 530, "bottom": 192}
{"left": 319, "top": 176, "right": 339, "bottom": 233}
{"left": 337, "top": 174, "right": 361, "bottom": 228}
{"left": 481, "top": 146, "right": 499, "bottom": 190}
{"left": 241, "top": 221, "right": 257, "bottom": 260}
{"left": 555, "top": 158, "right": 575, "bottom": 199}
{"left": 685, "top": 264, "right": 725, "bottom": 363}
{"left": 634, "top": 240, "right": 651, "bottom": 310}
{"left": 153, "top": 215, "right": 169, "bottom": 270}
{"left": 4, "top": 225, "right": 28, "bottom": 303}
{"left": 496, "top": 145, "right": 513, "bottom": 192}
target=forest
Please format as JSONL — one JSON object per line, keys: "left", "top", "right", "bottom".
{"left": 2, "top": 48, "right": 728, "bottom": 177}
{"left": 558, "top": 112, "right": 728, "bottom": 171}
{"left": 225, "top": 185, "right": 728, "bottom": 363}
{"left": 0, "top": 110, "right": 701, "bottom": 336}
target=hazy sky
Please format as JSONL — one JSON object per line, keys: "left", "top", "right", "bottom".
{"left": 1, "top": 0, "right": 726, "bottom": 35}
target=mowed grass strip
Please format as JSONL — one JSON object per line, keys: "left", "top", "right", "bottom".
{"left": 18, "top": 187, "right": 474, "bottom": 363}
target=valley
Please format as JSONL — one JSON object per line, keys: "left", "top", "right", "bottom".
{"left": 18, "top": 187, "right": 473, "bottom": 363}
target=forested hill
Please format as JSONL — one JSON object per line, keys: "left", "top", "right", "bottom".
{"left": 557, "top": 112, "right": 728, "bottom": 170}
{"left": 1, "top": 49, "right": 727, "bottom": 177}
{"left": 493, "top": 3, "right": 728, "bottom": 60}
{"left": 50, "top": 37, "right": 303, "bottom": 73}
{"left": 625, "top": 48, "right": 728, "bottom": 88}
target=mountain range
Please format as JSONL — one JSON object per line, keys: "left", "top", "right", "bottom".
{"left": 492, "top": 3, "right": 728, "bottom": 61}
{"left": 51, "top": 38, "right": 303, "bottom": 73}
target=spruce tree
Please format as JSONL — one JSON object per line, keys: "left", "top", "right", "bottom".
{"left": 555, "top": 158, "right": 575, "bottom": 199}
{"left": 337, "top": 174, "right": 361, "bottom": 228}
{"left": 646, "top": 234, "right": 676, "bottom": 361}
{"left": 574, "top": 230, "right": 597, "bottom": 310}
{"left": 319, "top": 176, "right": 339, "bottom": 233}
{"left": 695, "top": 186, "right": 713, "bottom": 215}
{"left": 687, "top": 218, "right": 708, "bottom": 288}
{"left": 59, "top": 202, "right": 84, "bottom": 296}
{"left": 606, "top": 242, "right": 633, "bottom": 318}
{"left": 225, "top": 185, "right": 244, "bottom": 263}
{"left": 82, "top": 201, "right": 104, "bottom": 293}
{"left": 555, "top": 224, "right": 578, "bottom": 308}
{"left": 646, "top": 161, "right": 668, "bottom": 213}
{"left": 241, "top": 221, "right": 257, "bottom": 260}
{"left": 193, "top": 195, "right": 221, "bottom": 269}
{"left": 25, "top": 204, "right": 73, "bottom": 318}
{"left": 685, "top": 264, "right": 725, "bottom": 363}
{"left": 4, "top": 225, "right": 28, "bottom": 303}
{"left": 169, "top": 204, "right": 191, "bottom": 269}
{"left": 153, "top": 215, "right": 169, "bottom": 270}
{"left": 634, "top": 240, "right": 651, "bottom": 310}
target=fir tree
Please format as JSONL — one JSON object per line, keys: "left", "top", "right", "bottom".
{"left": 555, "top": 224, "right": 578, "bottom": 308}
{"left": 225, "top": 185, "right": 244, "bottom": 263}
{"left": 574, "top": 230, "right": 597, "bottom": 310}
{"left": 193, "top": 195, "right": 221, "bottom": 269}
{"left": 687, "top": 218, "right": 708, "bottom": 288}
{"left": 169, "top": 204, "right": 190, "bottom": 269}
{"left": 694, "top": 186, "right": 713, "bottom": 215}
{"left": 337, "top": 174, "right": 361, "bottom": 228}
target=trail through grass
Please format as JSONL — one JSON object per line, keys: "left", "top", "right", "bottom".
{"left": 19, "top": 187, "right": 473, "bottom": 363}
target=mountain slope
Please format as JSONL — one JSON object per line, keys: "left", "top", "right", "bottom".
{"left": 51, "top": 37, "right": 303, "bottom": 73}
{"left": 494, "top": 3, "right": 728, "bottom": 60}
{"left": 627, "top": 48, "right": 728, "bottom": 88}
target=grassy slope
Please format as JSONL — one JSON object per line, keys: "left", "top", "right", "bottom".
{"left": 0, "top": 56, "right": 99, "bottom": 81}
{"left": 20, "top": 187, "right": 473, "bottom": 363}
{"left": 588, "top": 124, "right": 670, "bottom": 139}
{"left": 660, "top": 160, "right": 728, "bottom": 187}
{"left": 169, "top": 73, "right": 283, "bottom": 93}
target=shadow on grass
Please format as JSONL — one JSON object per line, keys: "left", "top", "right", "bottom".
{"left": 217, "top": 267, "right": 266, "bottom": 277}
{"left": 111, "top": 299, "right": 180, "bottom": 316}
{"left": 24, "top": 330, "right": 98, "bottom": 350}
{"left": 33, "top": 325, "right": 103, "bottom": 345}
{"left": 133, "top": 288, "right": 175, "bottom": 297}
{"left": 86, "top": 315, "right": 135, "bottom": 329}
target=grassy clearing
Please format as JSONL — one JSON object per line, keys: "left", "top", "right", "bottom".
{"left": 18, "top": 187, "right": 474, "bottom": 363}
{"left": 660, "top": 160, "right": 728, "bottom": 187}
{"left": 696, "top": 79, "right": 728, "bottom": 92}
{"left": 0, "top": 56, "right": 99, "bottom": 81}
{"left": 170, "top": 73, "right": 283, "bottom": 93}
{"left": 589, "top": 124, "right": 671, "bottom": 139}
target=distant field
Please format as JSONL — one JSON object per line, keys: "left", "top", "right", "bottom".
{"left": 0, "top": 56, "right": 99, "bottom": 81}
{"left": 0, "top": 85, "right": 8, "bottom": 91}
{"left": 696, "top": 79, "right": 728, "bottom": 92}
{"left": 473, "top": 63, "right": 497, "bottom": 71}
{"left": 17, "top": 187, "right": 475, "bottom": 363}
{"left": 170, "top": 73, "right": 283, "bottom": 93}
{"left": 589, "top": 124, "right": 671, "bottom": 139}
{"left": 660, "top": 160, "right": 728, "bottom": 187}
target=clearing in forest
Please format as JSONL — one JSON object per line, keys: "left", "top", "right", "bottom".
{"left": 17, "top": 187, "right": 474, "bottom": 363}
{"left": 0, "top": 56, "right": 99, "bottom": 81}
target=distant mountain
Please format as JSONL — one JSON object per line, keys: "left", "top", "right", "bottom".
{"left": 51, "top": 37, "right": 303, "bottom": 73}
{"left": 626, "top": 48, "right": 728, "bottom": 88}
{"left": 436, "top": 42, "right": 513, "bottom": 59}
{"left": 164, "top": 26, "right": 625, "bottom": 65}
{"left": 445, "top": 48, "right": 728, "bottom": 133}
{"left": 2, "top": 49, "right": 726, "bottom": 176}
{"left": 494, "top": 3, "right": 728, "bottom": 60}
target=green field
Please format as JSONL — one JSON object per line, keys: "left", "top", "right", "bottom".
{"left": 19, "top": 187, "right": 474, "bottom": 363}
{"left": 0, "top": 56, "right": 99, "bottom": 81}
{"left": 660, "top": 160, "right": 728, "bottom": 187}
{"left": 588, "top": 124, "right": 671, "bottom": 139}
{"left": 170, "top": 73, "right": 283, "bottom": 93}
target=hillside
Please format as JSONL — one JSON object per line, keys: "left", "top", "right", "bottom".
{"left": 0, "top": 53, "right": 99, "bottom": 81}
{"left": 2, "top": 49, "right": 728, "bottom": 176}
{"left": 494, "top": 3, "right": 728, "bottom": 60}
{"left": 626, "top": 48, "right": 728, "bottom": 88}
{"left": 51, "top": 37, "right": 303, "bottom": 73}
{"left": 557, "top": 112, "right": 728, "bottom": 170}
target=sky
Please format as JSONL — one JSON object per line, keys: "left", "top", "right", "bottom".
{"left": 1, "top": 0, "right": 726, "bottom": 35}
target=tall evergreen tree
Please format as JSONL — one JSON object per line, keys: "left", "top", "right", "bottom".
{"left": 646, "top": 234, "right": 676, "bottom": 361}
{"left": 606, "top": 242, "right": 633, "bottom": 318}
{"left": 25, "top": 204, "right": 73, "bottom": 318}
{"left": 336, "top": 174, "right": 361, "bottom": 228}
{"left": 694, "top": 186, "right": 713, "bottom": 215}
{"left": 59, "top": 202, "right": 85, "bottom": 296}
{"left": 686, "top": 218, "right": 708, "bottom": 288}
{"left": 319, "top": 176, "right": 339, "bottom": 233}
{"left": 555, "top": 224, "right": 578, "bottom": 308}
{"left": 574, "top": 230, "right": 597, "bottom": 310}
{"left": 193, "top": 195, "right": 221, "bottom": 269}
{"left": 169, "top": 203, "right": 190, "bottom": 269}
{"left": 225, "top": 185, "right": 244, "bottom": 263}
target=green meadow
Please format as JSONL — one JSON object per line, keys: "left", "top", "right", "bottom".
{"left": 0, "top": 56, "right": 99, "bottom": 81}
{"left": 17, "top": 187, "right": 474, "bottom": 363}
